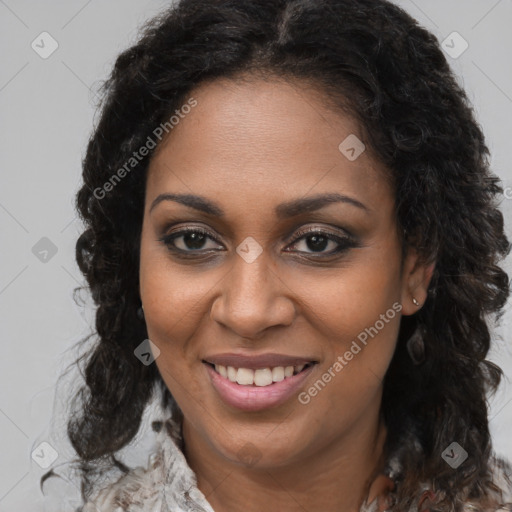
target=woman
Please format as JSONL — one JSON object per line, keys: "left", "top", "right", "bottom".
{"left": 43, "top": 0, "right": 512, "bottom": 510}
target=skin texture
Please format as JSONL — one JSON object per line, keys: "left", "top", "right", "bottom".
{"left": 139, "top": 76, "right": 433, "bottom": 512}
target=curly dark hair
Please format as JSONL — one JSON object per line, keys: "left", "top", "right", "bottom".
{"left": 42, "top": 0, "right": 511, "bottom": 510}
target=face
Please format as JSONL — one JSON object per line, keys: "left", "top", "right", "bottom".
{"left": 139, "top": 76, "right": 427, "bottom": 469}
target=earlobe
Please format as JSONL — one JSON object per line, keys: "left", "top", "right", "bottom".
{"left": 400, "top": 249, "right": 436, "bottom": 316}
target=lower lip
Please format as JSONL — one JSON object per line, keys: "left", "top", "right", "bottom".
{"left": 204, "top": 363, "right": 315, "bottom": 412}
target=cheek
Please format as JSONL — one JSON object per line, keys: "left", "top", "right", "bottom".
{"left": 140, "top": 260, "right": 210, "bottom": 410}
{"left": 139, "top": 240, "right": 198, "bottom": 375}
{"left": 141, "top": 269, "right": 216, "bottom": 370}
{"left": 139, "top": 227, "right": 218, "bottom": 339}
{"left": 297, "top": 299, "right": 400, "bottom": 443}
{"left": 296, "top": 241, "right": 403, "bottom": 402}
{"left": 298, "top": 239, "right": 403, "bottom": 342}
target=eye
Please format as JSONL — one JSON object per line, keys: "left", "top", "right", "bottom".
{"left": 158, "top": 225, "right": 357, "bottom": 258}
{"left": 285, "top": 227, "right": 356, "bottom": 256}
{"left": 159, "top": 227, "right": 223, "bottom": 253}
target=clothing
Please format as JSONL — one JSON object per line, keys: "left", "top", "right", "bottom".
{"left": 80, "top": 409, "right": 512, "bottom": 512}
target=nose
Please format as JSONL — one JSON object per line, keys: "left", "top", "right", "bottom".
{"left": 210, "top": 250, "right": 296, "bottom": 339}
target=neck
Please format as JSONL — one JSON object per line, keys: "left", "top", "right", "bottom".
{"left": 182, "top": 410, "right": 388, "bottom": 512}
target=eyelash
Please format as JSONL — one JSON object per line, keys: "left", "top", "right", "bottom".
{"left": 158, "top": 225, "right": 357, "bottom": 259}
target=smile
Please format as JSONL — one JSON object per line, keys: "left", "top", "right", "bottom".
{"left": 203, "top": 358, "right": 317, "bottom": 411}
{"left": 207, "top": 363, "right": 314, "bottom": 387}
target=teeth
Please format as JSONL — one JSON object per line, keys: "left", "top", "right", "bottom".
{"left": 213, "top": 363, "right": 309, "bottom": 387}
{"left": 227, "top": 366, "right": 237, "bottom": 381}
{"left": 236, "top": 368, "right": 254, "bottom": 385}
{"left": 217, "top": 365, "right": 227, "bottom": 378}
{"left": 271, "top": 366, "right": 284, "bottom": 382}
{"left": 254, "top": 368, "right": 273, "bottom": 386}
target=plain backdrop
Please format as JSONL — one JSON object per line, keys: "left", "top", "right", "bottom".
{"left": 1, "top": 0, "right": 511, "bottom": 510}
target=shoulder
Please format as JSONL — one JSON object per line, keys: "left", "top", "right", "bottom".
{"left": 384, "top": 441, "right": 512, "bottom": 512}
{"left": 442, "top": 454, "right": 512, "bottom": 512}
{"left": 80, "top": 417, "right": 211, "bottom": 512}
{"left": 81, "top": 449, "right": 166, "bottom": 512}
{"left": 485, "top": 454, "right": 512, "bottom": 509}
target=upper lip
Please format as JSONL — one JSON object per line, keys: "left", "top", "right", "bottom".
{"left": 203, "top": 353, "right": 317, "bottom": 369}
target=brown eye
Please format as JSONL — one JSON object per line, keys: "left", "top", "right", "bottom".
{"left": 159, "top": 227, "right": 224, "bottom": 253}
{"left": 286, "top": 227, "right": 357, "bottom": 257}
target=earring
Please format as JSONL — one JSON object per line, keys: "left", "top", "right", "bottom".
{"left": 412, "top": 297, "right": 420, "bottom": 307}
{"left": 137, "top": 304, "right": 145, "bottom": 321}
{"left": 406, "top": 325, "right": 425, "bottom": 365}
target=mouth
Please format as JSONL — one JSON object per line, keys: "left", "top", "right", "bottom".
{"left": 203, "top": 361, "right": 315, "bottom": 387}
{"left": 202, "top": 355, "right": 318, "bottom": 411}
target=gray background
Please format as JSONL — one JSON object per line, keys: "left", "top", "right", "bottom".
{"left": 1, "top": 0, "right": 511, "bottom": 510}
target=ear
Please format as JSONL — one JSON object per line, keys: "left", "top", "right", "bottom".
{"left": 400, "top": 247, "right": 435, "bottom": 316}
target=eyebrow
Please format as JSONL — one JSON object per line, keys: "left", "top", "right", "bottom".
{"left": 149, "top": 192, "right": 369, "bottom": 218}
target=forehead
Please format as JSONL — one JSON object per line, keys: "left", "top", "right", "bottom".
{"left": 146, "top": 77, "right": 393, "bottom": 217}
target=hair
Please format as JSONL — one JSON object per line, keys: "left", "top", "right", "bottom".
{"left": 43, "top": 0, "right": 511, "bottom": 510}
